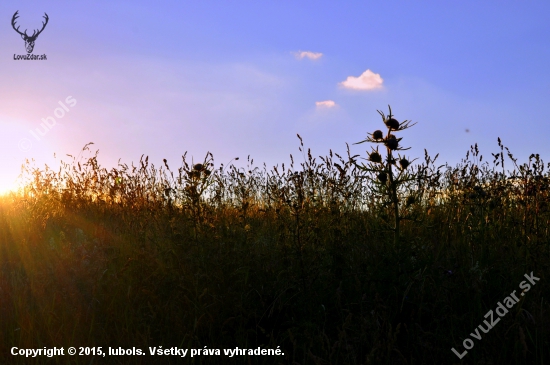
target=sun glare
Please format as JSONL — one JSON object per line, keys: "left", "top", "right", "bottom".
{"left": 0, "top": 179, "right": 20, "bottom": 196}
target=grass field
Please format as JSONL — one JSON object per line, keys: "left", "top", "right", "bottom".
{"left": 0, "top": 107, "right": 549, "bottom": 364}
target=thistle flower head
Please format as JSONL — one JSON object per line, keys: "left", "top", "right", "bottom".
{"left": 193, "top": 163, "right": 204, "bottom": 171}
{"left": 384, "top": 135, "right": 399, "bottom": 150}
{"left": 369, "top": 151, "right": 382, "bottom": 163}
{"left": 399, "top": 158, "right": 410, "bottom": 169}
{"left": 377, "top": 171, "right": 388, "bottom": 184}
{"left": 372, "top": 130, "right": 383, "bottom": 140}
{"left": 385, "top": 118, "right": 400, "bottom": 131}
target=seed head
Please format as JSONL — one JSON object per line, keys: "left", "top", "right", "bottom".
{"left": 369, "top": 151, "right": 382, "bottom": 163}
{"left": 377, "top": 172, "right": 387, "bottom": 184}
{"left": 372, "top": 130, "right": 383, "bottom": 140}
{"left": 193, "top": 163, "right": 204, "bottom": 171}
{"left": 384, "top": 136, "right": 399, "bottom": 150}
{"left": 399, "top": 158, "right": 410, "bottom": 169}
{"left": 385, "top": 118, "right": 400, "bottom": 131}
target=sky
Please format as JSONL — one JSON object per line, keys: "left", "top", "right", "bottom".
{"left": 0, "top": 1, "right": 549, "bottom": 194}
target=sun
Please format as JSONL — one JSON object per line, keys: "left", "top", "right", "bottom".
{"left": 0, "top": 186, "right": 16, "bottom": 197}
{"left": 0, "top": 178, "right": 20, "bottom": 197}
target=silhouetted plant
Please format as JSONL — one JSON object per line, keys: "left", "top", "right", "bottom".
{"left": 353, "top": 105, "right": 418, "bottom": 245}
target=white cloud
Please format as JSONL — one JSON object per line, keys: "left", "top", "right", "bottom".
{"left": 339, "top": 69, "right": 384, "bottom": 90}
{"left": 316, "top": 100, "right": 336, "bottom": 108}
{"left": 295, "top": 51, "right": 323, "bottom": 60}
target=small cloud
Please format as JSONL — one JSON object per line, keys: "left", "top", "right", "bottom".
{"left": 295, "top": 51, "right": 323, "bottom": 60}
{"left": 316, "top": 100, "right": 336, "bottom": 108}
{"left": 339, "top": 69, "right": 383, "bottom": 90}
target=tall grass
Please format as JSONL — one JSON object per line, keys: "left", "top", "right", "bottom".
{"left": 0, "top": 108, "right": 549, "bottom": 364}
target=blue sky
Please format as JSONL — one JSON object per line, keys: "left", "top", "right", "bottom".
{"left": 0, "top": 1, "right": 549, "bottom": 193}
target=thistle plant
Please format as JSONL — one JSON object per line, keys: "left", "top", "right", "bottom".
{"left": 353, "top": 105, "right": 417, "bottom": 245}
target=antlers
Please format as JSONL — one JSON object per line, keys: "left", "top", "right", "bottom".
{"left": 11, "top": 11, "right": 49, "bottom": 40}
{"left": 11, "top": 11, "right": 24, "bottom": 36}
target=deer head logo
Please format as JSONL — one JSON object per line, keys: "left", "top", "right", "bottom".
{"left": 12, "top": 11, "right": 49, "bottom": 54}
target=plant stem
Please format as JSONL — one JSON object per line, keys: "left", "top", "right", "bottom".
{"left": 387, "top": 150, "right": 400, "bottom": 246}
